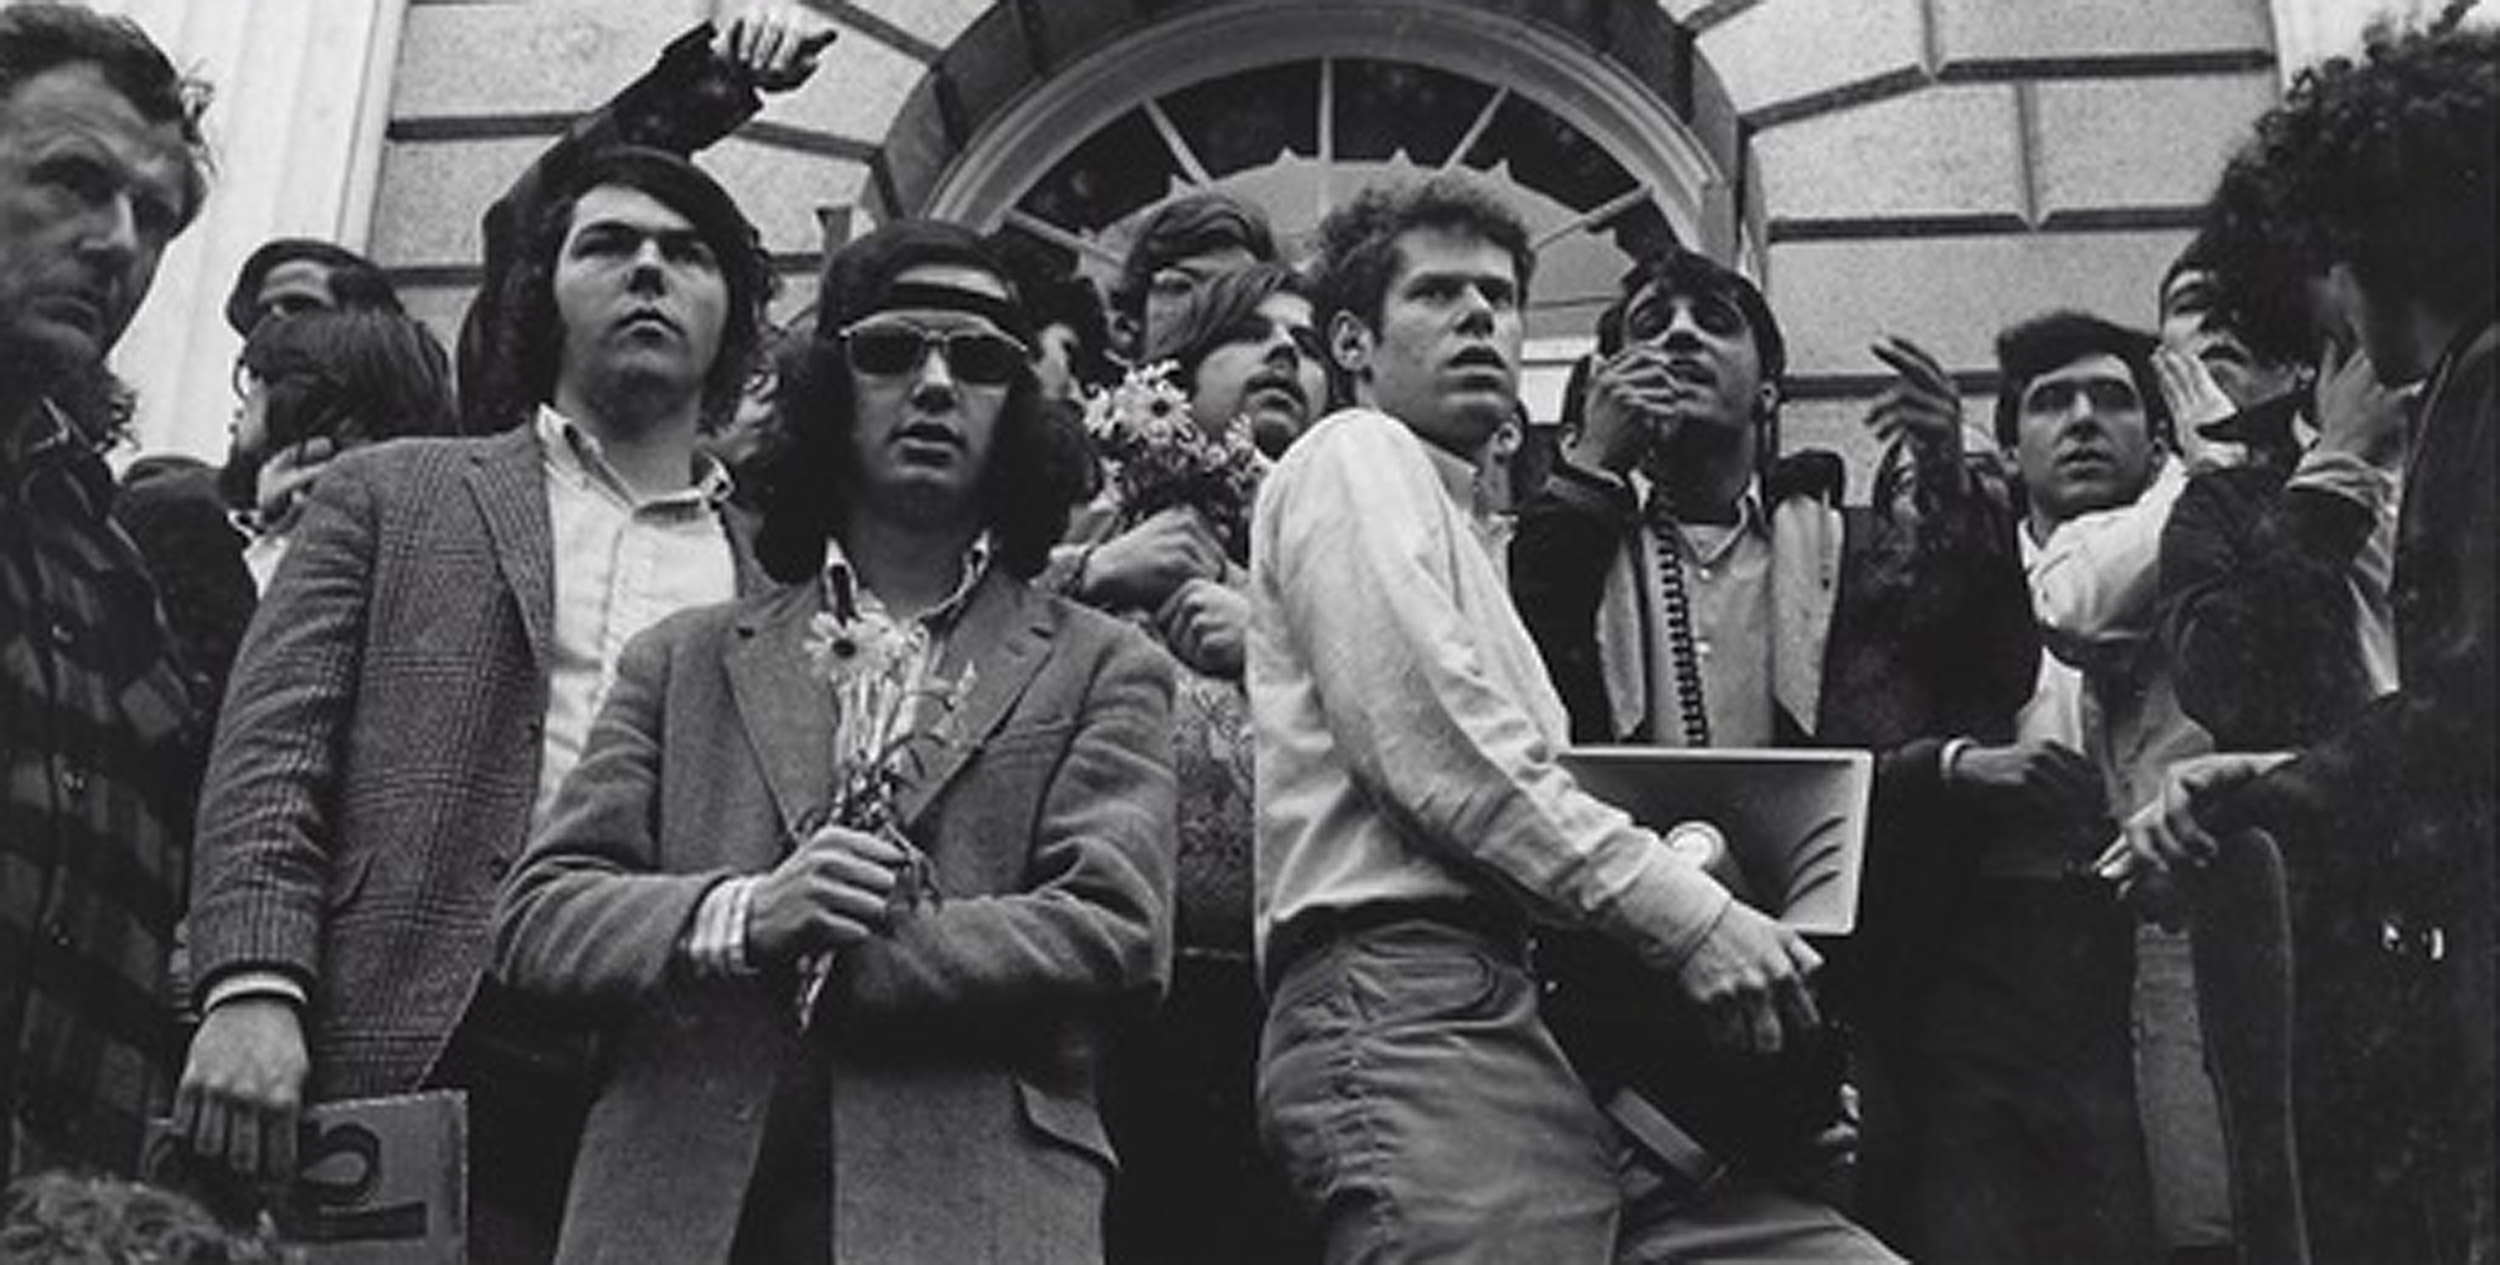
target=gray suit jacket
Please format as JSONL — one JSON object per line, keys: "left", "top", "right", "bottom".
{"left": 186, "top": 427, "right": 754, "bottom": 1098}
{"left": 493, "top": 575, "right": 1176, "bottom": 1265}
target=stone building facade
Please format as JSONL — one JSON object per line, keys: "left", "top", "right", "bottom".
{"left": 98, "top": 0, "right": 2427, "bottom": 476}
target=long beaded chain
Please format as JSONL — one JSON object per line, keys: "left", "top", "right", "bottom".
{"left": 1644, "top": 508, "right": 1711, "bottom": 748}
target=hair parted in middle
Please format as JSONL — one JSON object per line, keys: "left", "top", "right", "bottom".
{"left": 478, "top": 145, "right": 775, "bottom": 434}
{"left": 749, "top": 219, "right": 1095, "bottom": 586}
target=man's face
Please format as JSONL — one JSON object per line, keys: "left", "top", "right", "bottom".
{"left": 841, "top": 263, "right": 1020, "bottom": 526}
{"left": 0, "top": 62, "right": 191, "bottom": 391}
{"left": 1618, "top": 278, "right": 1773, "bottom": 437}
{"left": 249, "top": 258, "right": 338, "bottom": 331}
{"left": 551, "top": 184, "right": 729, "bottom": 410}
{"left": 1031, "top": 321, "right": 1085, "bottom": 408}
{"left": 1339, "top": 226, "right": 1523, "bottom": 454}
{"left": 2010, "top": 352, "right": 2159, "bottom": 526}
{"left": 2158, "top": 267, "right": 2298, "bottom": 407}
{"left": 1189, "top": 291, "right": 1328, "bottom": 456}
{"left": 1140, "top": 244, "right": 1257, "bottom": 353}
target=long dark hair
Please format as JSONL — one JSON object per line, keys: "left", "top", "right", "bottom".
{"left": 750, "top": 221, "right": 1095, "bottom": 585}
{"left": 475, "top": 146, "right": 773, "bottom": 433}
{"left": 224, "top": 309, "right": 455, "bottom": 507}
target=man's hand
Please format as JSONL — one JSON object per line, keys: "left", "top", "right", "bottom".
{"left": 1952, "top": 739, "right": 2104, "bottom": 820}
{"left": 713, "top": 4, "right": 839, "bottom": 95}
{"left": 746, "top": 823, "right": 907, "bottom": 967}
{"left": 254, "top": 437, "right": 337, "bottom": 535}
{"left": 2154, "top": 346, "right": 2240, "bottom": 435}
{"left": 1158, "top": 578, "right": 1247, "bottom": 679}
{"left": 175, "top": 998, "right": 309, "bottom": 1183}
{"left": 1081, "top": 506, "right": 1224, "bottom": 610}
{"left": 1673, "top": 902, "right": 1823, "bottom": 1055}
{"left": 2104, "top": 749, "right": 2296, "bottom": 877}
{"left": 1562, "top": 347, "right": 1683, "bottom": 475}
{"left": 1865, "top": 335, "right": 1965, "bottom": 459}
{"left": 2311, "top": 341, "right": 2408, "bottom": 469}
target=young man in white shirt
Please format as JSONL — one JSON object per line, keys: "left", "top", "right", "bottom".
{"left": 1250, "top": 175, "right": 1890, "bottom": 1262}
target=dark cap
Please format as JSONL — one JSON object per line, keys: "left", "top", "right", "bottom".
{"left": 814, "top": 220, "right": 1032, "bottom": 347}
{"left": 223, "top": 238, "right": 402, "bottom": 337}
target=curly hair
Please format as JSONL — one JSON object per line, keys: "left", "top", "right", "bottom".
{"left": 1309, "top": 175, "right": 1535, "bottom": 336}
{"left": 477, "top": 146, "right": 773, "bottom": 434}
{"left": 1992, "top": 310, "right": 2174, "bottom": 451}
{"left": 2218, "top": 23, "right": 2496, "bottom": 327}
{"left": 749, "top": 220, "right": 1094, "bottom": 584}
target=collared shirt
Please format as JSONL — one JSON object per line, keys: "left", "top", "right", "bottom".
{"left": 682, "top": 531, "right": 993, "bottom": 977}
{"left": 2, "top": 402, "right": 199, "bottom": 1177}
{"left": 1247, "top": 409, "right": 1729, "bottom": 972}
{"left": 1631, "top": 478, "right": 1776, "bottom": 747}
{"left": 535, "top": 407, "right": 739, "bottom": 831}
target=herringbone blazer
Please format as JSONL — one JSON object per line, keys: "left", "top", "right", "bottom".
{"left": 185, "top": 426, "right": 754, "bottom": 1099}
{"left": 494, "top": 576, "right": 1177, "bottom": 1265}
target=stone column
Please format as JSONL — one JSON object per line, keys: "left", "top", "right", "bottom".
{"left": 87, "top": 0, "right": 407, "bottom": 460}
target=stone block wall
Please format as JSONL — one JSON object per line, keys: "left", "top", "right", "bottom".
{"left": 369, "top": 0, "right": 2282, "bottom": 485}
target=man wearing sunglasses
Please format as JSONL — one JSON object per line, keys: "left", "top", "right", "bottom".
{"left": 493, "top": 219, "right": 1172, "bottom": 1265}
{"left": 1509, "top": 248, "right": 2050, "bottom": 1257}
{"left": 178, "top": 146, "right": 774, "bottom": 1265}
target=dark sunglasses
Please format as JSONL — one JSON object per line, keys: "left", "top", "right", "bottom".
{"left": 840, "top": 319, "right": 1029, "bottom": 387}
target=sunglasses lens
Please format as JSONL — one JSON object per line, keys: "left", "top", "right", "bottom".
{"left": 945, "top": 333, "right": 1024, "bottom": 386}
{"left": 845, "top": 327, "right": 925, "bottom": 377}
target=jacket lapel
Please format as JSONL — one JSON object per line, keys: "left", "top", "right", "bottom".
{"left": 1768, "top": 496, "right": 1842, "bottom": 736}
{"left": 464, "top": 428, "right": 556, "bottom": 671}
{"left": 724, "top": 585, "right": 838, "bottom": 838}
{"left": 897, "top": 574, "right": 1056, "bottom": 827}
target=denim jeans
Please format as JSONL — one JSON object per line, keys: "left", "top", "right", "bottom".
{"left": 1258, "top": 916, "right": 1896, "bottom": 1263}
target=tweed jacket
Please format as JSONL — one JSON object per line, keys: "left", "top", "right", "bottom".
{"left": 1509, "top": 447, "right": 2038, "bottom": 996}
{"left": 493, "top": 575, "right": 1176, "bottom": 1265}
{"left": 185, "top": 426, "right": 755, "bottom": 1100}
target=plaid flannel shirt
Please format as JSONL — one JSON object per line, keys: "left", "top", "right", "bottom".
{"left": 1, "top": 406, "right": 199, "bottom": 1179}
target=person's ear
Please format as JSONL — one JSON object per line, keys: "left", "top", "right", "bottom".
{"left": 1753, "top": 380, "right": 1781, "bottom": 426}
{"left": 1329, "top": 311, "right": 1374, "bottom": 377}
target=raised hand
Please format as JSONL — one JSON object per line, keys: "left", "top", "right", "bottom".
{"left": 713, "top": 4, "right": 840, "bottom": 95}
{"left": 1563, "top": 347, "right": 1684, "bottom": 475}
{"left": 1865, "top": 335, "right": 1966, "bottom": 459}
{"left": 2311, "top": 341, "right": 2408, "bottom": 468}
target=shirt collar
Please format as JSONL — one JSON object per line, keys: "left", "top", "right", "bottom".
{"left": 1633, "top": 470, "right": 1769, "bottom": 551}
{"left": 819, "top": 530, "right": 995, "bottom": 629}
{"left": 535, "top": 404, "right": 733, "bottom": 510}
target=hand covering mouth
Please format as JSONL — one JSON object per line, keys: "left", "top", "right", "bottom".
{"left": 1661, "top": 356, "right": 1718, "bottom": 387}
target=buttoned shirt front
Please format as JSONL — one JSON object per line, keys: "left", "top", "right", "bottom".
{"left": 535, "top": 406, "right": 737, "bottom": 830}
{"left": 1248, "top": 409, "right": 1728, "bottom": 973}
{"left": 1632, "top": 478, "right": 1776, "bottom": 748}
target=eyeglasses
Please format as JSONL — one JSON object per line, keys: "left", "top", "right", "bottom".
{"left": 839, "top": 319, "right": 1029, "bottom": 387}
{"left": 2021, "top": 377, "right": 2142, "bottom": 417}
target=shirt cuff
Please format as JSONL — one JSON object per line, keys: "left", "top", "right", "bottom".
{"left": 683, "top": 876, "right": 763, "bottom": 979}
{"left": 203, "top": 970, "right": 307, "bottom": 1013}
{"left": 2287, "top": 447, "right": 2396, "bottom": 518}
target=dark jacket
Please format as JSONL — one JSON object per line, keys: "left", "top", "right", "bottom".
{"left": 1510, "top": 445, "right": 2038, "bottom": 991}
{"left": 2213, "top": 321, "right": 2496, "bottom": 1257}
{"left": 2158, "top": 459, "right": 2383, "bottom": 751}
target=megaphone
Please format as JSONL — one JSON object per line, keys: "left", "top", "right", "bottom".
{"left": 1558, "top": 746, "right": 1872, "bottom": 934}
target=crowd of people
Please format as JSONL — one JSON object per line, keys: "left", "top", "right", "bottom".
{"left": 1, "top": 1, "right": 2492, "bottom": 1262}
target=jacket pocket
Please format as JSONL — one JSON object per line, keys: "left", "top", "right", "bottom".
{"left": 1015, "top": 1076, "right": 1117, "bottom": 1174}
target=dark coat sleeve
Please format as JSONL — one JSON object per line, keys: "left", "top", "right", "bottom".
{"left": 2158, "top": 465, "right": 2378, "bottom": 751}
{"left": 1509, "top": 463, "right": 1641, "bottom": 744}
{"left": 456, "top": 23, "right": 763, "bottom": 433}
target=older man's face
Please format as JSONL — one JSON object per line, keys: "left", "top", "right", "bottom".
{"left": 0, "top": 62, "right": 192, "bottom": 392}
